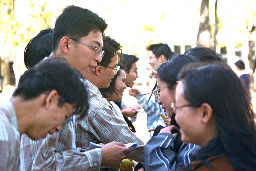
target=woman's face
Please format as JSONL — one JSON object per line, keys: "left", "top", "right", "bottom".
{"left": 157, "top": 77, "right": 175, "bottom": 117}
{"left": 175, "top": 81, "right": 208, "bottom": 146}
{"left": 110, "top": 70, "right": 127, "bottom": 101}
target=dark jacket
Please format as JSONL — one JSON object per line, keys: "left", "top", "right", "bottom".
{"left": 191, "top": 153, "right": 235, "bottom": 171}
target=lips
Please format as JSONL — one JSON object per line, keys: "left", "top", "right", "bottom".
{"left": 90, "top": 66, "right": 97, "bottom": 72}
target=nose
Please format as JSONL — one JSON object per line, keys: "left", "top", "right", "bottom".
{"left": 114, "top": 69, "right": 117, "bottom": 75}
{"left": 157, "top": 98, "right": 161, "bottom": 105}
{"left": 56, "top": 124, "right": 62, "bottom": 132}
{"left": 96, "top": 53, "right": 102, "bottom": 63}
{"left": 123, "top": 83, "right": 127, "bottom": 89}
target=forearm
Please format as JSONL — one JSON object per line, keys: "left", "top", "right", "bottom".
{"left": 135, "top": 93, "right": 164, "bottom": 116}
{"left": 32, "top": 133, "right": 102, "bottom": 171}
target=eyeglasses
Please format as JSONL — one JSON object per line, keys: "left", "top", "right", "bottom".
{"left": 105, "top": 65, "right": 120, "bottom": 72}
{"left": 174, "top": 104, "right": 194, "bottom": 113}
{"left": 69, "top": 38, "right": 104, "bottom": 57}
{"left": 152, "top": 84, "right": 172, "bottom": 100}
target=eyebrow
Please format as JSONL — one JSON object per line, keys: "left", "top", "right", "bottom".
{"left": 91, "top": 41, "right": 102, "bottom": 48}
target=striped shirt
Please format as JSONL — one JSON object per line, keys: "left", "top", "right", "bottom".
{"left": 75, "top": 80, "right": 144, "bottom": 164}
{"left": 0, "top": 100, "right": 20, "bottom": 171}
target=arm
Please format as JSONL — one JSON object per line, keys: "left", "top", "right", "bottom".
{"left": 130, "top": 89, "right": 165, "bottom": 117}
{"left": 32, "top": 120, "right": 102, "bottom": 171}
{"left": 76, "top": 103, "right": 144, "bottom": 162}
{"left": 144, "top": 133, "right": 177, "bottom": 171}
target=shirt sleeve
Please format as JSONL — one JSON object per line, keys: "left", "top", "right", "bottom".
{"left": 76, "top": 103, "right": 145, "bottom": 163}
{"left": 135, "top": 93, "right": 165, "bottom": 117}
{"left": 144, "top": 133, "right": 177, "bottom": 171}
{"left": 32, "top": 120, "right": 102, "bottom": 171}
{"left": 20, "top": 134, "right": 44, "bottom": 171}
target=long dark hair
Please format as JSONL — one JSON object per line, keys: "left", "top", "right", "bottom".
{"left": 178, "top": 63, "right": 256, "bottom": 170}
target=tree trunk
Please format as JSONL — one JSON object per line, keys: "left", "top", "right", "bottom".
{"left": 214, "top": 0, "right": 218, "bottom": 51}
{"left": 196, "top": 0, "right": 213, "bottom": 48}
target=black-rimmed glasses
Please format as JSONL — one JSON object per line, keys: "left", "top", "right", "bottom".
{"left": 152, "top": 84, "right": 172, "bottom": 100}
{"left": 69, "top": 38, "right": 104, "bottom": 57}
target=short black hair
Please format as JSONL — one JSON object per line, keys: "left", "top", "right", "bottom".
{"left": 13, "top": 57, "right": 89, "bottom": 120}
{"left": 53, "top": 5, "right": 107, "bottom": 51}
{"left": 24, "top": 28, "right": 53, "bottom": 69}
{"left": 235, "top": 60, "right": 245, "bottom": 70}
{"left": 99, "top": 36, "right": 121, "bottom": 67}
{"left": 121, "top": 54, "right": 139, "bottom": 73}
{"left": 147, "top": 43, "right": 175, "bottom": 60}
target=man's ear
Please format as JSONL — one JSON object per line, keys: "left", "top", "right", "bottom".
{"left": 45, "top": 90, "right": 59, "bottom": 109}
{"left": 95, "top": 66, "right": 102, "bottom": 76}
{"left": 159, "top": 55, "right": 167, "bottom": 63}
{"left": 200, "top": 103, "right": 213, "bottom": 124}
{"left": 59, "top": 36, "right": 71, "bottom": 54}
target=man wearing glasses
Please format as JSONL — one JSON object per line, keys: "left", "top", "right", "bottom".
{"left": 76, "top": 36, "right": 144, "bottom": 170}
{"left": 21, "top": 5, "right": 131, "bottom": 171}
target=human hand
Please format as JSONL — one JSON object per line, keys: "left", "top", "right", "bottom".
{"left": 122, "top": 108, "right": 137, "bottom": 117}
{"left": 160, "top": 125, "right": 179, "bottom": 137}
{"left": 163, "top": 116, "right": 171, "bottom": 126}
{"left": 129, "top": 88, "right": 141, "bottom": 97}
{"left": 129, "top": 104, "right": 141, "bottom": 110}
{"left": 148, "top": 128, "right": 155, "bottom": 132}
{"left": 147, "top": 68, "right": 157, "bottom": 78}
{"left": 101, "top": 142, "right": 131, "bottom": 168}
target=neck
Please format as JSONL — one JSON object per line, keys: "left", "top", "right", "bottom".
{"left": 200, "top": 122, "right": 218, "bottom": 147}
{"left": 10, "top": 96, "right": 39, "bottom": 135}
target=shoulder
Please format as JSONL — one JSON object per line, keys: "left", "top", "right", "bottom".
{"left": 191, "top": 154, "right": 235, "bottom": 171}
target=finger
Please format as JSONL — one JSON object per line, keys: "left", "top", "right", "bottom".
{"left": 114, "top": 142, "right": 125, "bottom": 147}
{"left": 173, "top": 133, "right": 178, "bottom": 137}
{"left": 148, "top": 128, "right": 155, "bottom": 132}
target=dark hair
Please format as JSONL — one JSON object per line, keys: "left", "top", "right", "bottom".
{"left": 100, "top": 69, "right": 122, "bottom": 98}
{"left": 13, "top": 57, "right": 89, "bottom": 120}
{"left": 53, "top": 5, "right": 107, "bottom": 51}
{"left": 184, "top": 47, "right": 223, "bottom": 62}
{"left": 121, "top": 54, "right": 139, "bottom": 73}
{"left": 157, "top": 55, "right": 196, "bottom": 89}
{"left": 147, "top": 43, "right": 175, "bottom": 60}
{"left": 178, "top": 63, "right": 256, "bottom": 170}
{"left": 99, "top": 36, "right": 121, "bottom": 67}
{"left": 235, "top": 60, "right": 245, "bottom": 70}
{"left": 24, "top": 28, "right": 53, "bottom": 69}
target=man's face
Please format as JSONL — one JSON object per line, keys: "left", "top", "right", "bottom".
{"left": 148, "top": 51, "right": 159, "bottom": 70}
{"left": 99, "top": 55, "right": 118, "bottom": 88}
{"left": 125, "top": 62, "right": 138, "bottom": 88}
{"left": 67, "top": 31, "right": 103, "bottom": 78}
{"left": 26, "top": 92, "right": 75, "bottom": 140}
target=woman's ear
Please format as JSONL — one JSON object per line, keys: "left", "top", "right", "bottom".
{"left": 200, "top": 103, "right": 213, "bottom": 124}
{"left": 59, "top": 36, "right": 70, "bottom": 54}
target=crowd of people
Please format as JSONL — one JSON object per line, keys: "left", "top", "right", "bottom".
{"left": 1, "top": 5, "right": 256, "bottom": 171}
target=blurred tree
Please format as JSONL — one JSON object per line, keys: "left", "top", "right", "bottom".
{"left": 196, "top": 0, "right": 213, "bottom": 48}
{"left": 214, "top": 0, "right": 218, "bottom": 51}
{"left": 245, "top": 0, "right": 256, "bottom": 69}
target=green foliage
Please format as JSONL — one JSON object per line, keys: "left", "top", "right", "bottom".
{"left": 0, "top": 0, "right": 54, "bottom": 49}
